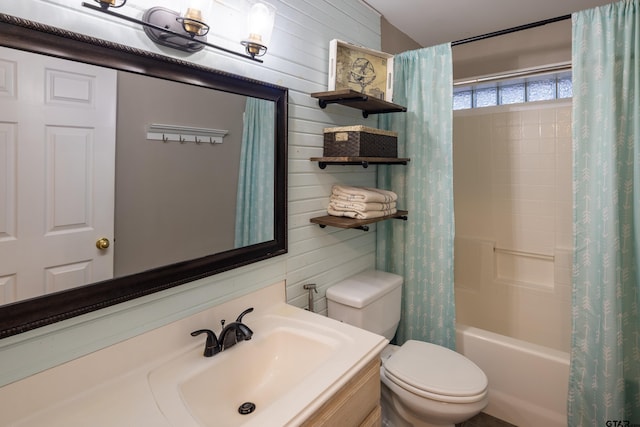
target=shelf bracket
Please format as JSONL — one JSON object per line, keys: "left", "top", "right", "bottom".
{"left": 317, "top": 95, "right": 369, "bottom": 110}
{"left": 362, "top": 107, "right": 407, "bottom": 118}
{"left": 316, "top": 223, "right": 368, "bottom": 231}
{"left": 313, "top": 222, "right": 369, "bottom": 231}
{"left": 315, "top": 160, "right": 411, "bottom": 169}
{"left": 317, "top": 160, "right": 369, "bottom": 169}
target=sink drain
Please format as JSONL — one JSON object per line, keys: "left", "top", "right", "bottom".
{"left": 238, "top": 402, "right": 256, "bottom": 415}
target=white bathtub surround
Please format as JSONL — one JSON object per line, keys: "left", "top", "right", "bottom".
{"left": 0, "top": 281, "right": 387, "bottom": 427}
{"left": 453, "top": 100, "right": 574, "bottom": 353}
{"left": 453, "top": 101, "right": 573, "bottom": 427}
{"left": 456, "top": 325, "right": 569, "bottom": 427}
{"left": 455, "top": 238, "right": 572, "bottom": 352}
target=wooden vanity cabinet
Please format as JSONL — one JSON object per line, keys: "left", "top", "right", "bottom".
{"left": 302, "top": 357, "right": 381, "bottom": 427}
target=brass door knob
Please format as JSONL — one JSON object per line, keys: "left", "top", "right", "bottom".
{"left": 96, "top": 238, "right": 110, "bottom": 250}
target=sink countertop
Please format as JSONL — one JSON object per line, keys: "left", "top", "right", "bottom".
{"left": 0, "top": 281, "right": 387, "bottom": 427}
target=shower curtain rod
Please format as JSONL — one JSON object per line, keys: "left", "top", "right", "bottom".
{"left": 451, "top": 14, "right": 571, "bottom": 46}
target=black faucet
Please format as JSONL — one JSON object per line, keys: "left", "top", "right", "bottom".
{"left": 190, "top": 307, "right": 254, "bottom": 357}
{"left": 218, "top": 309, "right": 254, "bottom": 350}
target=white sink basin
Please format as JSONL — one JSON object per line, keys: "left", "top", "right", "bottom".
{"left": 0, "top": 284, "right": 387, "bottom": 427}
{"left": 148, "top": 312, "right": 360, "bottom": 426}
{"left": 182, "top": 329, "right": 336, "bottom": 425}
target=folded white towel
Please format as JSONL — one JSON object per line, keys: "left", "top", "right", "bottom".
{"left": 327, "top": 206, "right": 397, "bottom": 220}
{"left": 328, "top": 199, "right": 397, "bottom": 212}
{"left": 332, "top": 185, "right": 398, "bottom": 203}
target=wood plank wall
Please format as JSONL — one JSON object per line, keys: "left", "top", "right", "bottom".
{"left": 0, "top": 0, "right": 384, "bottom": 385}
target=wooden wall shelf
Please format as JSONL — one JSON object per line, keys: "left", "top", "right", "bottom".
{"left": 309, "top": 89, "right": 409, "bottom": 232}
{"left": 310, "top": 210, "right": 408, "bottom": 231}
{"left": 310, "top": 89, "right": 407, "bottom": 118}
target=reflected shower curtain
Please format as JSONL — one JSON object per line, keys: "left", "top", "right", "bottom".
{"left": 234, "top": 97, "right": 275, "bottom": 247}
{"left": 376, "top": 45, "right": 455, "bottom": 349}
{"left": 569, "top": 1, "right": 640, "bottom": 424}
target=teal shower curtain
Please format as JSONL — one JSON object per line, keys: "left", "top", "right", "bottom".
{"left": 234, "top": 97, "right": 275, "bottom": 247}
{"left": 376, "top": 44, "right": 455, "bottom": 349}
{"left": 569, "top": 1, "right": 640, "bottom": 424}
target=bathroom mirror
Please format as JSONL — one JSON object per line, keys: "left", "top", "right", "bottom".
{"left": 0, "top": 14, "right": 288, "bottom": 338}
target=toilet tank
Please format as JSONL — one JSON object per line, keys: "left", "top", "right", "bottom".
{"left": 326, "top": 270, "right": 403, "bottom": 340}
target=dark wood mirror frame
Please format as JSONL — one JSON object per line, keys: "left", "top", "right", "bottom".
{"left": 0, "top": 14, "right": 288, "bottom": 338}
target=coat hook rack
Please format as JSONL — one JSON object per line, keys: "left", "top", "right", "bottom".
{"left": 147, "top": 124, "right": 228, "bottom": 145}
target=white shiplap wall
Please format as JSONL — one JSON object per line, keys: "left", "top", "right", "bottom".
{"left": 0, "top": 0, "right": 383, "bottom": 385}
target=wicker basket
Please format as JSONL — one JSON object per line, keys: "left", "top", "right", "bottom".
{"left": 323, "top": 125, "right": 398, "bottom": 157}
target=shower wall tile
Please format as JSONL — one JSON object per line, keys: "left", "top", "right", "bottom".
{"left": 541, "top": 123, "right": 556, "bottom": 138}
{"left": 539, "top": 138, "right": 556, "bottom": 153}
{"left": 522, "top": 123, "right": 541, "bottom": 139}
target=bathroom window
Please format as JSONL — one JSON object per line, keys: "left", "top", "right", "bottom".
{"left": 526, "top": 77, "right": 556, "bottom": 102}
{"left": 453, "top": 89, "right": 473, "bottom": 110}
{"left": 557, "top": 73, "right": 573, "bottom": 98}
{"left": 474, "top": 86, "right": 498, "bottom": 108}
{"left": 453, "top": 71, "right": 572, "bottom": 110}
{"left": 499, "top": 82, "right": 525, "bottom": 105}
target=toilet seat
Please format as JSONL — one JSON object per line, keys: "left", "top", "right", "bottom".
{"left": 382, "top": 340, "right": 488, "bottom": 404}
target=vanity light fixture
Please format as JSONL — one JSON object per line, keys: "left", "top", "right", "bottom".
{"left": 80, "top": 0, "right": 270, "bottom": 62}
{"left": 141, "top": 0, "right": 211, "bottom": 52}
{"left": 177, "top": 0, "right": 210, "bottom": 37}
{"left": 93, "top": 0, "right": 127, "bottom": 8}
{"left": 241, "top": 1, "right": 276, "bottom": 58}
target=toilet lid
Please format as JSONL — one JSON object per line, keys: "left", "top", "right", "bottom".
{"left": 383, "top": 340, "right": 488, "bottom": 402}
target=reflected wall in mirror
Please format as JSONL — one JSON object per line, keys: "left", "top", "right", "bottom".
{"left": 114, "top": 72, "right": 274, "bottom": 277}
{"left": 115, "top": 72, "right": 247, "bottom": 277}
{"left": 0, "top": 14, "right": 288, "bottom": 338}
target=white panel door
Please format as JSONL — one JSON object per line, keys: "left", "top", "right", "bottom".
{"left": 0, "top": 47, "right": 117, "bottom": 303}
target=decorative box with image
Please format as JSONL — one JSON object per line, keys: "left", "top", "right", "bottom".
{"left": 328, "top": 39, "right": 394, "bottom": 102}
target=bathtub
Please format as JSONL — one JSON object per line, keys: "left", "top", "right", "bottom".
{"left": 456, "top": 324, "right": 570, "bottom": 427}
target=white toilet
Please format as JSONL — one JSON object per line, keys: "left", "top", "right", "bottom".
{"left": 326, "top": 270, "right": 488, "bottom": 427}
